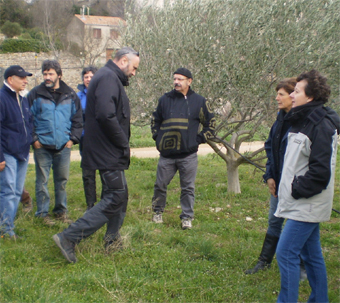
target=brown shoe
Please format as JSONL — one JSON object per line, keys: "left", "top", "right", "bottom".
{"left": 21, "top": 189, "right": 33, "bottom": 212}
{"left": 55, "top": 213, "right": 73, "bottom": 224}
{"left": 42, "top": 215, "right": 56, "bottom": 226}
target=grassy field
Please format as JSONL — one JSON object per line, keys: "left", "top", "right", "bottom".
{"left": 1, "top": 152, "right": 339, "bottom": 303}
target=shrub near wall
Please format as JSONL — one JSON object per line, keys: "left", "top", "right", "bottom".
{"left": 0, "top": 39, "right": 49, "bottom": 53}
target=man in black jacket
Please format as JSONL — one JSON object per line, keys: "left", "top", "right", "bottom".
{"left": 53, "top": 47, "right": 140, "bottom": 263}
{"left": 151, "top": 68, "right": 215, "bottom": 230}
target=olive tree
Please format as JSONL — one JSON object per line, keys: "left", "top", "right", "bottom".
{"left": 123, "top": 0, "right": 340, "bottom": 193}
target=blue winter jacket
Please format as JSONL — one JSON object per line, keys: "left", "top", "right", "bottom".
{"left": 77, "top": 84, "right": 87, "bottom": 137}
{"left": 28, "top": 81, "right": 83, "bottom": 150}
{"left": 0, "top": 84, "right": 33, "bottom": 162}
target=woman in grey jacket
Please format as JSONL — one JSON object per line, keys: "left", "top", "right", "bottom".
{"left": 275, "top": 70, "right": 340, "bottom": 303}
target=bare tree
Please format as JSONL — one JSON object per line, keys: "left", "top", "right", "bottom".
{"left": 31, "top": 0, "right": 74, "bottom": 58}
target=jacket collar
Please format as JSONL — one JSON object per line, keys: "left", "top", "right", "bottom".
{"left": 2, "top": 82, "right": 25, "bottom": 98}
{"left": 35, "top": 80, "right": 73, "bottom": 99}
{"left": 167, "top": 87, "right": 195, "bottom": 98}
{"left": 289, "top": 101, "right": 324, "bottom": 125}
{"left": 105, "top": 59, "right": 129, "bottom": 86}
{"left": 77, "top": 83, "right": 86, "bottom": 93}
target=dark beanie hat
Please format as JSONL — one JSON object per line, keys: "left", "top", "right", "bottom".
{"left": 173, "top": 67, "right": 193, "bottom": 79}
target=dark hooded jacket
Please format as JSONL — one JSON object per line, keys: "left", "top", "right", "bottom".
{"left": 81, "top": 60, "right": 131, "bottom": 171}
{"left": 151, "top": 88, "right": 215, "bottom": 158}
{"left": 263, "top": 109, "right": 292, "bottom": 195}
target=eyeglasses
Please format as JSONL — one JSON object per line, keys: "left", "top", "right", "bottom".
{"left": 173, "top": 77, "right": 188, "bottom": 81}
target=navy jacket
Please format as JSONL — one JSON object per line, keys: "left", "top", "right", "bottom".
{"left": 0, "top": 84, "right": 33, "bottom": 162}
{"left": 263, "top": 109, "right": 292, "bottom": 195}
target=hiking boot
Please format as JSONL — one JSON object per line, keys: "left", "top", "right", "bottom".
{"left": 245, "top": 260, "right": 271, "bottom": 274}
{"left": 55, "top": 213, "right": 73, "bottom": 224}
{"left": 152, "top": 213, "right": 163, "bottom": 224}
{"left": 105, "top": 237, "right": 124, "bottom": 253}
{"left": 245, "top": 233, "right": 279, "bottom": 274}
{"left": 53, "top": 233, "right": 77, "bottom": 263}
{"left": 181, "top": 218, "right": 192, "bottom": 230}
{"left": 42, "top": 215, "right": 56, "bottom": 226}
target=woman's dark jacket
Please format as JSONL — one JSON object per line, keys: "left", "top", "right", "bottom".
{"left": 263, "top": 109, "right": 292, "bottom": 195}
{"left": 81, "top": 60, "right": 131, "bottom": 171}
{"left": 151, "top": 88, "right": 215, "bottom": 158}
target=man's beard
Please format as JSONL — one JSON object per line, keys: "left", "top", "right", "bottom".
{"left": 122, "top": 65, "right": 131, "bottom": 78}
{"left": 44, "top": 78, "right": 58, "bottom": 88}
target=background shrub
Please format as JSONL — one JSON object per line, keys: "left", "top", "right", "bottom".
{"left": 0, "top": 38, "right": 50, "bottom": 53}
{"left": 1, "top": 20, "right": 22, "bottom": 38}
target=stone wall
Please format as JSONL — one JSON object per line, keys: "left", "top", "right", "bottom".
{"left": 0, "top": 51, "right": 92, "bottom": 92}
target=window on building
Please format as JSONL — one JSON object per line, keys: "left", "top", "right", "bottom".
{"left": 93, "top": 28, "right": 101, "bottom": 39}
{"left": 110, "top": 29, "right": 118, "bottom": 39}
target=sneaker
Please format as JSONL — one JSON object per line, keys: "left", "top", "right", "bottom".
{"left": 55, "top": 213, "right": 73, "bottom": 224}
{"left": 42, "top": 215, "right": 56, "bottom": 226}
{"left": 152, "top": 213, "right": 163, "bottom": 224}
{"left": 181, "top": 218, "right": 192, "bottom": 230}
{"left": 52, "top": 233, "right": 77, "bottom": 263}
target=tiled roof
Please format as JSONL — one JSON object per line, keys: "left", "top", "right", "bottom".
{"left": 75, "top": 14, "right": 127, "bottom": 26}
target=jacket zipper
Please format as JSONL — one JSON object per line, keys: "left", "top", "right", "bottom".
{"left": 18, "top": 93, "right": 28, "bottom": 161}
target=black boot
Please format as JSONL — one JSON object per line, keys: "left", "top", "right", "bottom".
{"left": 245, "top": 233, "right": 279, "bottom": 274}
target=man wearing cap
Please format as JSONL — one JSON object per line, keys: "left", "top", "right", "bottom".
{"left": 28, "top": 60, "right": 82, "bottom": 226}
{"left": 0, "top": 65, "right": 33, "bottom": 238}
{"left": 151, "top": 68, "right": 215, "bottom": 229}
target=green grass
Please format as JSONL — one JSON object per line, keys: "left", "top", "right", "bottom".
{"left": 130, "top": 124, "right": 155, "bottom": 148}
{"left": 1, "top": 152, "right": 339, "bottom": 303}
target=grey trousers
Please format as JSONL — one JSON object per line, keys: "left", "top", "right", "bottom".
{"left": 63, "top": 170, "right": 128, "bottom": 243}
{"left": 152, "top": 153, "right": 198, "bottom": 219}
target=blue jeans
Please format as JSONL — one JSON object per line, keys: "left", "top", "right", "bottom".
{"left": 267, "top": 195, "right": 285, "bottom": 238}
{"left": 152, "top": 153, "right": 198, "bottom": 219}
{"left": 0, "top": 153, "right": 29, "bottom": 236}
{"left": 276, "top": 219, "right": 328, "bottom": 303}
{"left": 34, "top": 147, "right": 71, "bottom": 217}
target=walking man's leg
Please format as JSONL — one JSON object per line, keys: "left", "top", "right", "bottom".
{"left": 53, "top": 170, "right": 127, "bottom": 263}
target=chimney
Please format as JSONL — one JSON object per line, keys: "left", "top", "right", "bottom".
{"left": 81, "top": 5, "right": 85, "bottom": 19}
{"left": 87, "top": 7, "right": 90, "bottom": 16}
